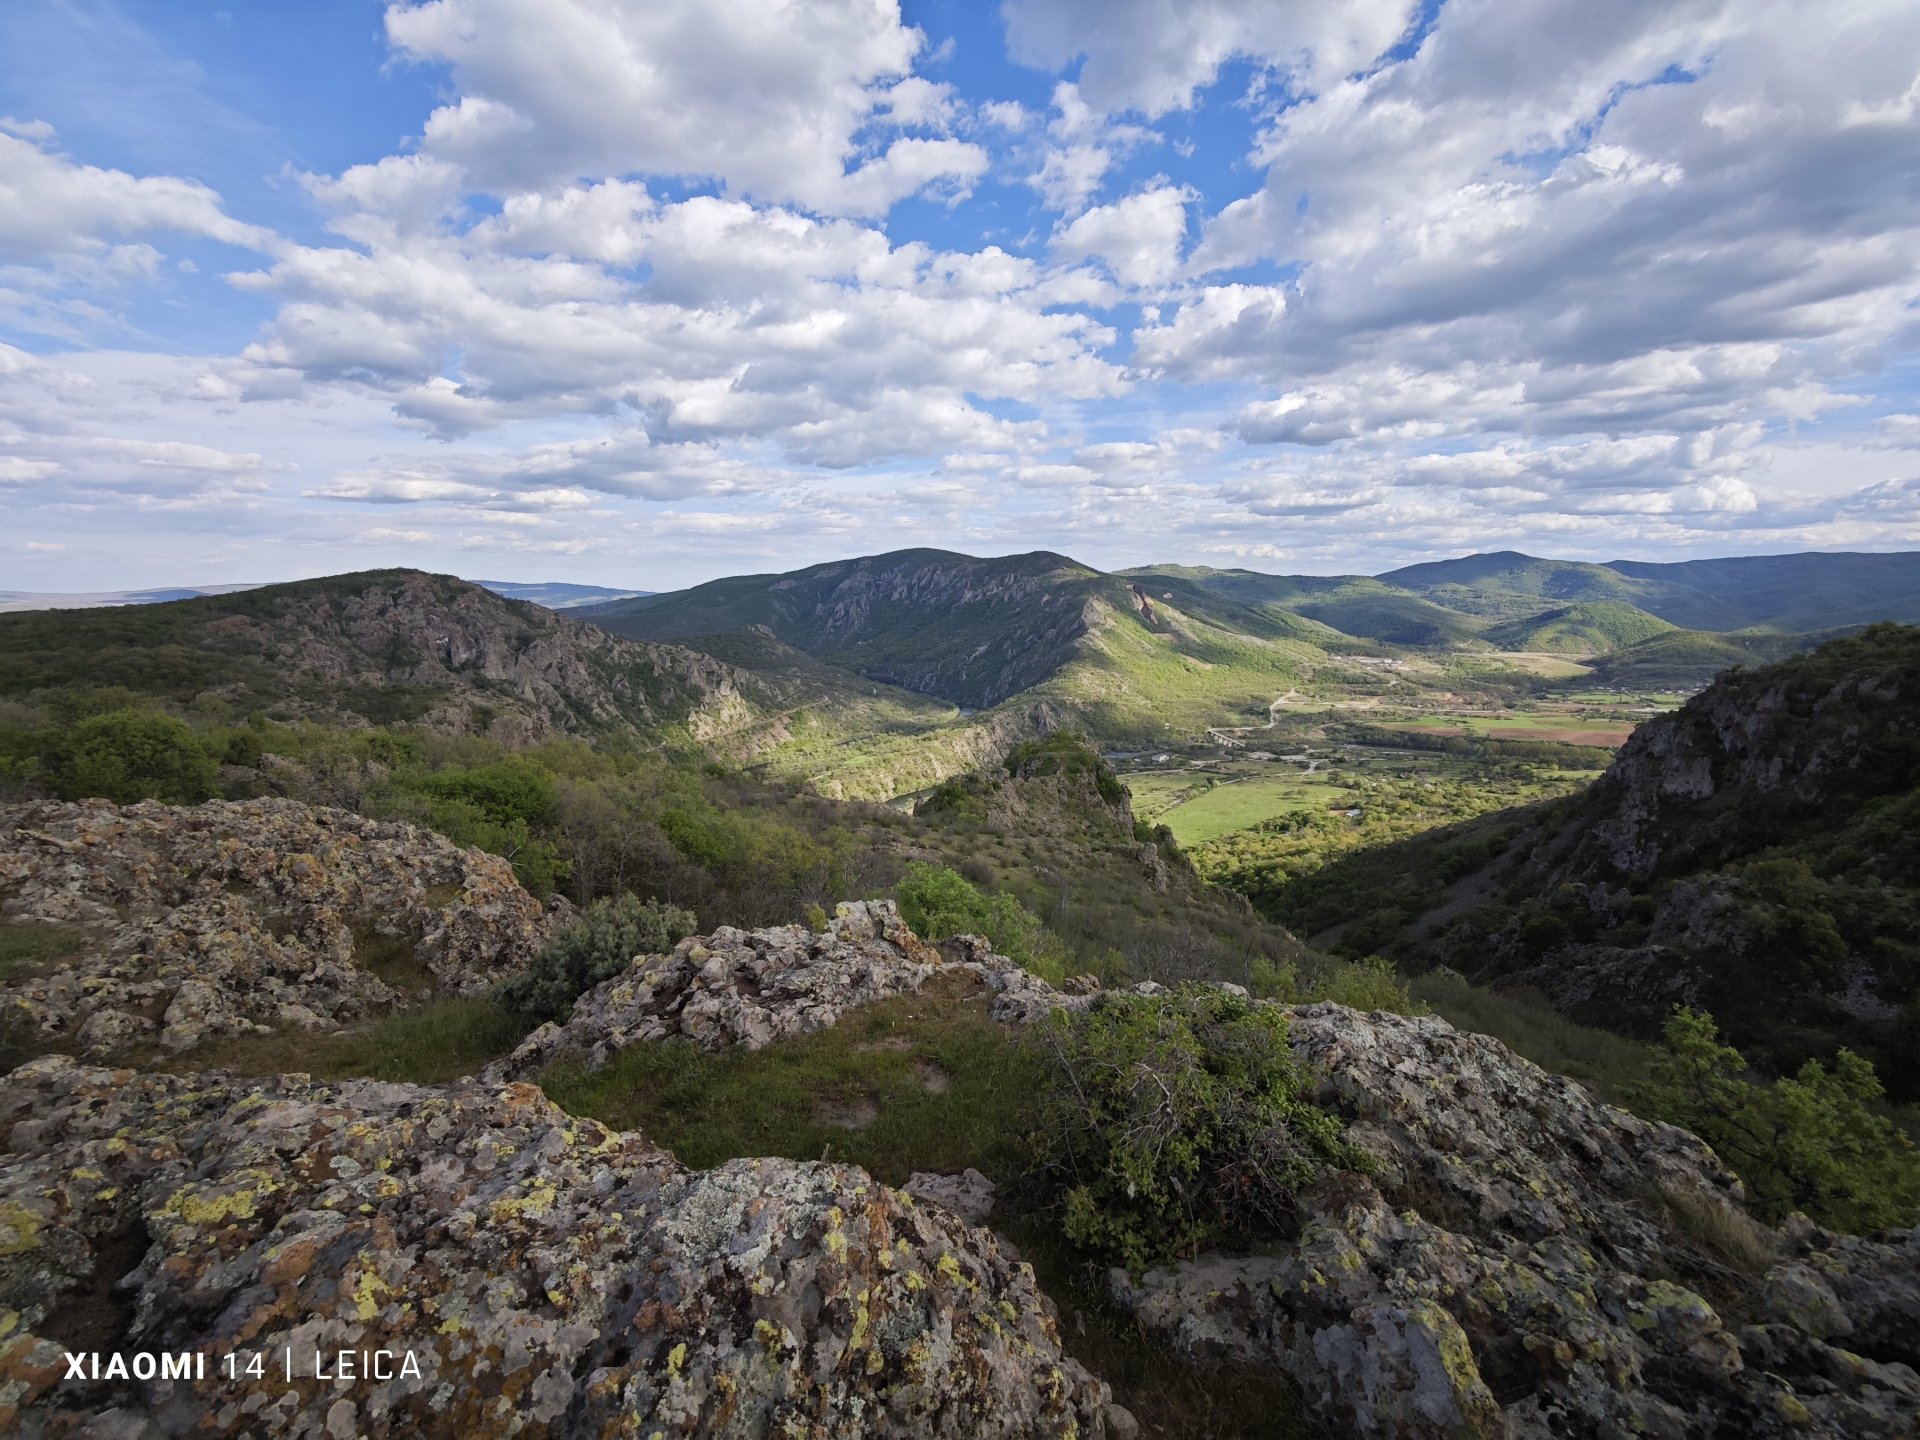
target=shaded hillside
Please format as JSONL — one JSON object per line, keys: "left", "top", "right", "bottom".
{"left": 1124, "top": 567, "right": 1477, "bottom": 647}
{"left": 1580, "top": 627, "right": 1828, "bottom": 689}
{"left": 591, "top": 549, "right": 1107, "bottom": 708}
{"left": 1261, "top": 625, "right": 1920, "bottom": 1093}
{"left": 0, "top": 569, "right": 765, "bottom": 745}
{"left": 1484, "top": 600, "right": 1676, "bottom": 655}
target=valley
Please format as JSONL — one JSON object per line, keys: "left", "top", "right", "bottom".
{"left": 4, "top": 548, "right": 1919, "bottom": 1440}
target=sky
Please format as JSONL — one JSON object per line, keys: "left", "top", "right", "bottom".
{"left": 1, "top": 0, "right": 1918, "bottom": 592}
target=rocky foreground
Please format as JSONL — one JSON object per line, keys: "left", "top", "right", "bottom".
{"left": 1, "top": 881, "right": 1917, "bottom": 1436}
{"left": 0, "top": 798, "right": 566, "bottom": 1055}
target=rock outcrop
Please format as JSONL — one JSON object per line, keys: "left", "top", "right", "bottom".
{"left": 0, "top": 798, "right": 566, "bottom": 1055}
{"left": 496, "top": 900, "right": 1064, "bottom": 1079}
{"left": 0, "top": 1056, "right": 1111, "bottom": 1439}
{"left": 1110, "top": 1001, "right": 1920, "bottom": 1439}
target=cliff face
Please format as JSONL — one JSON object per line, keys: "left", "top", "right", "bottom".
{"left": 194, "top": 571, "right": 765, "bottom": 743}
{"left": 600, "top": 549, "right": 1112, "bottom": 710}
{"left": 1451, "top": 625, "right": 1920, "bottom": 1076}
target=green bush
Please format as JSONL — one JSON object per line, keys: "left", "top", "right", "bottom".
{"left": 499, "top": 894, "right": 699, "bottom": 1024}
{"left": 1025, "top": 986, "right": 1370, "bottom": 1272}
{"left": 43, "top": 708, "right": 218, "bottom": 804}
{"left": 1627, "top": 1008, "right": 1920, "bottom": 1232}
{"left": 1248, "top": 953, "right": 1420, "bottom": 1013}
{"left": 893, "top": 861, "right": 1066, "bottom": 982}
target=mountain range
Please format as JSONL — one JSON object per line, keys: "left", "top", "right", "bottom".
{"left": 5, "top": 547, "right": 1918, "bottom": 799}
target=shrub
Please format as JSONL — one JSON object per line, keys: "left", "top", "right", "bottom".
{"left": 499, "top": 894, "right": 699, "bottom": 1025}
{"left": 893, "top": 861, "right": 1067, "bottom": 982}
{"left": 1627, "top": 1007, "right": 1920, "bottom": 1232}
{"left": 1024, "top": 986, "right": 1371, "bottom": 1272}
{"left": 43, "top": 707, "right": 218, "bottom": 804}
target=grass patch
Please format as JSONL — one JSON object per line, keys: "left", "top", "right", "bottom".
{"left": 0, "top": 920, "right": 92, "bottom": 980}
{"left": 538, "top": 972, "right": 1036, "bottom": 1180}
{"left": 538, "top": 977, "right": 1321, "bottom": 1438}
{"left": 351, "top": 922, "right": 436, "bottom": 995}
{"left": 1409, "top": 969, "right": 1655, "bottom": 1102}
{"left": 182, "top": 996, "right": 530, "bottom": 1084}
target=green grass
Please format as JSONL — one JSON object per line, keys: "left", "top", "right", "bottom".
{"left": 538, "top": 972, "right": 1037, "bottom": 1180}
{"left": 0, "top": 920, "right": 92, "bottom": 980}
{"left": 1148, "top": 772, "right": 1352, "bottom": 846}
{"left": 180, "top": 997, "right": 532, "bottom": 1084}
{"left": 538, "top": 975, "right": 1318, "bottom": 1438}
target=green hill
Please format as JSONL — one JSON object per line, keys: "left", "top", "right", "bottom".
{"left": 1380, "top": 549, "right": 1920, "bottom": 632}
{"left": 598, "top": 551, "right": 1334, "bottom": 732}
{"left": 1485, "top": 601, "right": 1677, "bottom": 655}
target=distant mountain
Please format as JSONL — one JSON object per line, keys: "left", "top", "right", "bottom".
{"left": 0, "top": 570, "right": 764, "bottom": 745}
{"left": 592, "top": 549, "right": 1331, "bottom": 729}
{"left": 1482, "top": 601, "right": 1677, "bottom": 656}
{"left": 475, "top": 580, "right": 651, "bottom": 609}
{"left": 0, "top": 583, "right": 265, "bottom": 614}
{"left": 1378, "top": 549, "right": 1920, "bottom": 632}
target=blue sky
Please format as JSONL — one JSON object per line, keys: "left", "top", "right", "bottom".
{"left": 2, "top": 0, "right": 1917, "bottom": 591}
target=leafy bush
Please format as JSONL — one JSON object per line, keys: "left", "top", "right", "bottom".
{"left": 1025, "top": 986, "right": 1370, "bottom": 1272}
{"left": 893, "top": 861, "right": 1066, "bottom": 982}
{"left": 499, "top": 894, "right": 699, "bottom": 1024}
{"left": 43, "top": 708, "right": 218, "bottom": 804}
{"left": 1627, "top": 1007, "right": 1920, "bottom": 1232}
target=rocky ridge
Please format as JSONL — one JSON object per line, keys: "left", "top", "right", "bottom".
{"left": 497, "top": 906, "right": 1920, "bottom": 1438}
{"left": 0, "top": 797, "right": 566, "bottom": 1056}
{"left": 0, "top": 1057, "right": 1112, "bottom": 1439}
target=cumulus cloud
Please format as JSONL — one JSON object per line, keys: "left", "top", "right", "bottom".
{"left": 383, "top": 0, "right": 986, "bottom": 216}
{"left": 1002, "top": 0, "right": 1419, "bottom": 117}
{"left": 1052, "top": 183, "right": 1194, "bottom": 288}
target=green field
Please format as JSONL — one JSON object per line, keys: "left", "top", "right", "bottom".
{"left": 1127, "top": 763, "right": 1351, "bottom": 845}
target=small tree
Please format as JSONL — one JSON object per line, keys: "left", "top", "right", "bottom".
{"left": 1025, "top": 986, "right": 1370, "bottom": 1272}
{"left": 893, "top": 861, "right": 1066, "bottom": 981}
{"left": 499, "top": 894, "right": 699, "bottom": 1024}
{"left": 44, "top": 708, "right": 218, "bottom": 804}
{"left": 1627, "top": 1007, "right": 1920, "bottom": 1232}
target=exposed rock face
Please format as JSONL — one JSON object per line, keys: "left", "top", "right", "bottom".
{"left": 497, "top": 900, "right": 1063, "bottom": 1079}
{"left": 0, "top": 1056, "right": 1111, "bottom": 1439}
{"left": 0, "top": 798, "right": 566, "bottom": 1055}
{"left": 904, "top": 1170, "right": 996, "bottom": 1227}
{"left": 1110, "top": 1002, "right": 1920, "bottom": 1439}
{"left": 198, "top": 570, "right": 764, "bottom": 742}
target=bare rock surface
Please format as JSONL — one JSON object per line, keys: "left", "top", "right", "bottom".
{"left": 0, "top": 1055, "right": 1111, "bottom": 1439}
{"left": 904, "top": 1170, "right": 996, "bottom": 1226}
{"left": 0, "top": 798, "right": 566, "bottom": 1055}
{"left": 496, "top": 900, "right": 1070, "bottom": 1078}
{"left": 1109, "top": 1000, "right": 1920, "bottom": 1439}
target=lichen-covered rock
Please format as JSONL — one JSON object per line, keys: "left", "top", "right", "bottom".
{"left": 0, "top": 798, "right": 567, "bottom": 1055}
{"left": 904, "top": 1170, "right": 996, "bottom": 1226}
{"left": 497, "top": 900, "right": 1063, "bottom": 1078}
{"left": 1105, "top": 1002, "right": 1920, "bottom": 1439}
{"left": 0, "top": 1056, "right": 1111, "bottom": 1439}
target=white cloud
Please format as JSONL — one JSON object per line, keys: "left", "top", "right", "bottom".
{"left": 1002, "top": 0, "right": 1420, "bottom": 117}
{"left": 383, "top": 0, "right": 986, "bottom": 216}
{"left": 0, "top": 128, "right": 273, "bottom": 260}
{"left": 1052, "top": 182, "right": 1194, "bottom": 288}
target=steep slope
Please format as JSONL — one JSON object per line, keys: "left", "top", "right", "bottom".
{"left": 0, "top": 569, "right": 766, "bottom": 745}
{"left": 1291, "top": 625, "right": 1920, "bottom": 1090}
{"left": 1124, "top": 566, "right": 1479, "bottom": 647}
{"left": 1485, "top": 600, "right": 1678, "bottom": 655}
{"left": 592, "top": 549, "right": 1107, "bottom": 708}
{"left": 600, "top": 550, "right": 1336, "bottom": 742}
